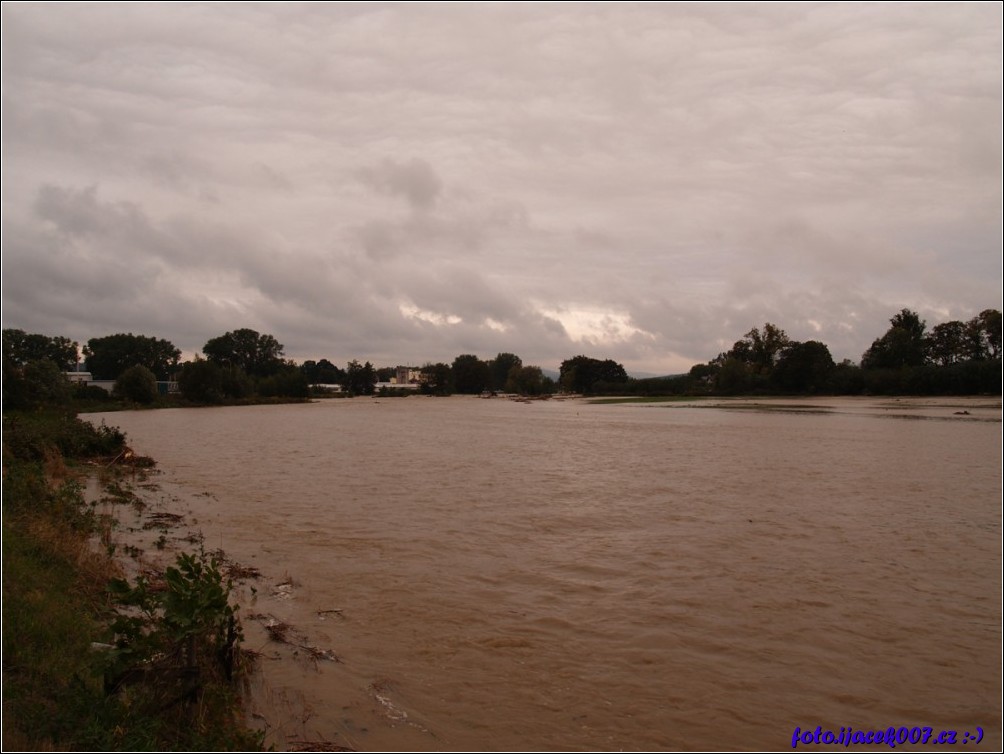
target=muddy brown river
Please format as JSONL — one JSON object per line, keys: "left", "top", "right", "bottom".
{"left": 87, "top": 396, "right": 1002, "bottom": 751}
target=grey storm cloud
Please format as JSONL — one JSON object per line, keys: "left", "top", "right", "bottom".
{"left": 358, "top": 158, "right": 443, "bottom": 212}
{"left": 1, "top": 2, "right": 1000, "bottom": 374}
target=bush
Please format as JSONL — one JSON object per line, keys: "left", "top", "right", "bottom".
{"left": 107, "top": 551, "right": 243, "bottom": 695}
{"left": 2, "top": 412, "right": 126, "bottom": 463}
{"left": 114, "top": 365, "right": 158, "bottom": 404}
{"left": 74, "top": 383, "right": 113, "bottom": 401}
{"left": 257, "top": 367, "right": 309, "bottom": 398}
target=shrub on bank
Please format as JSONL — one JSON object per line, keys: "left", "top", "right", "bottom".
{"left": 2, "top": 411, "right": 126, "bottom": 463}
{"left": 114, "top": 364, "right": 159, "bottom": 404}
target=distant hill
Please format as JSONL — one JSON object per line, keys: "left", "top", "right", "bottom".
{"left": 540, "top": 367, "right": 685, "bottom": 381}
{"left": 541, "top": 367, "right": 685, "bottom": 381}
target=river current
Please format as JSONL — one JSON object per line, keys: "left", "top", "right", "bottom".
{"left": 87, "top": 396, "right": 1002, "bottom": 751}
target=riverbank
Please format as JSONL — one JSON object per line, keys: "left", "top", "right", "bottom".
{"left": 1, "top": 410, "right": 264, "bottom": 750}
{"left": 83, "top": 451, "right": 361, "bottom": 751}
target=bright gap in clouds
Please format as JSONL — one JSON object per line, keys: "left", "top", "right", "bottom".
{"left": 399, "top": 303, "right": 462, "bottom": 327}
{"left": 539, "top": 306, "right": 655, "bottom": 345}
{"left": 398, "top": 307, "right": 510, "bottom": 335}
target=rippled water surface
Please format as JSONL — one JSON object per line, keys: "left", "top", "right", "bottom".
{"left": 90, "top": 396, "right": 1002, "bottom": 751}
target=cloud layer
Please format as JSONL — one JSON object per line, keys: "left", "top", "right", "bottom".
{"left": 2, "top": 3, "right": 1000, "bottom": 374}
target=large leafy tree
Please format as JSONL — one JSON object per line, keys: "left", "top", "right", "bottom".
{"left": 301, "top": 358, "right": 346, "bottom": 385}
{"left": 723, "top": 323, "right": 791, "bottom": 374}
{"left": 202, "top": 328, "right": 284, "bottom": 377}
{"left": 178, "top": 359, "right": 225, "bottom": 403}
{"left": 2, "top": 329, "right": 79, "bottom": 370}
{"left": 861, "top": 309, "right": 927, "bottom": 369}
{"left": 713, "top": 357, "right": 758, "bottom": 395}
{"left": 559, "top": 355, "right": 628, "bottom": 394}
{"left": 489, "top": 353, "right": 522, "bottom": 391}
{"left": 505, "top": 365, "right": 553, "bottom": 396}
{"left": 452, "top": 354, "right": 491, "bottom": 394}
{"left": 966, "top": 309, "right": 1002, "bottom": 361}
{"left": 926, "top": 320, "right": 968, "bottom": 366}
{"left": 344, "top": 360, "right": 377, "bottom": 395}
{"left": 84, "top": 333, "right": 181, "bottom": 380}
{"left": 772, "top": 341, "right": 835, "bottom": 393}
{"left": 419, "top": 362, "right": 453, "bottom": 396}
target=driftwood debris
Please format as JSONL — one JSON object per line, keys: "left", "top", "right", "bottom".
{"left": 226, "top": 561, "right": 262, "bottom": 580}
{"left": 286, "top": 740, "right": 355, "bottom": 752}
{"left": 105, "top": 446, "right": 157, "bottom": 468}
{"left": 142, "top": 512, "right": 185, "bottom": 530}
{"left": 251, "top": 613, "right": 341, "bottom": 663}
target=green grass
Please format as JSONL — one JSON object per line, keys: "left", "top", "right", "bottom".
{"left": 3, "top": 510, "right": 111, "bottom": 748}
{"left": 2, "top": 410, "right": 262, "bottom": 751}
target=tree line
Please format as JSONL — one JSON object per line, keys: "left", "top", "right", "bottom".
{"left": 2, "top": 307, "right": 1000, "bottom": 408}
{"left": 635, "top": 308, "right": 1000, "bottom": 397}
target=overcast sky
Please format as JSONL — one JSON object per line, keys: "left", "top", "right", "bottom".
{"left": 2, "top": 2, "right": 1001, "bottom": 375}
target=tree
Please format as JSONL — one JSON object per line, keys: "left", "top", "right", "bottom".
{"left": 723, "top": 323, "right": 790, "bottom": 374}
{"left": 319, "top": 359, "right": 347, "bottom": 383}
{"left": 965, "top": 309, "right": 1002, "bottom": 361}
{"left": 687, "top": 362, "right": 718, "bottom": 391}
{"left": 221, "top": 366, "right": 253, "bottom": 399}
{"left": 114, "top": 364, "right": 159, "bottom": 404}
{"left": 559, "top": 355, "right": 628, "bottom": 394}
{"left": 829, "top": 359, "right": 866, "bottom": 395}
{"left": 891, "top": 308, "right": 927, "bottom": 339}
{"left": 85, "top": 333, "right": 181, "bottom": 380}
{"left": 452, "top": 354, "right": 490, "bottom": 394}
{"left": 926, "top": 321, "right": 968, "bottom": 366}
{"left": 301, "top": 359, "right": 318, "bottom": 383}
{"left": 862, "top": 309, "right": 927, "bottom": 369}
{"left": 714, "top": 357, "right": 754, "bottom": 395}
{"left": 178, "top": 359, "right": 225, "bottom": 403}
{"left": 505, "top": 365, "right": 552, "bottom": 395}
{"left": 489, "top": 353, "right": 522, "bottom": 391}
{"left": 301, "top": 358, "right": 346, "bottom": 385}
{"left": 2, "top": 329, "right": 79, "bottom": 370}
{"left": 2, "top": 357, "right": 74, "bottom": 411}
{"left": 772, "top": 341, "right": 835, "bottom": 393}
{"left": 344, "top": 360, "right": 377, "bottom": 395}
{"left": 419, "top": 362, "right": 453, "bottom": 395}
{"left": 203, "top": 329, "right": 284, "bottom": 377}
